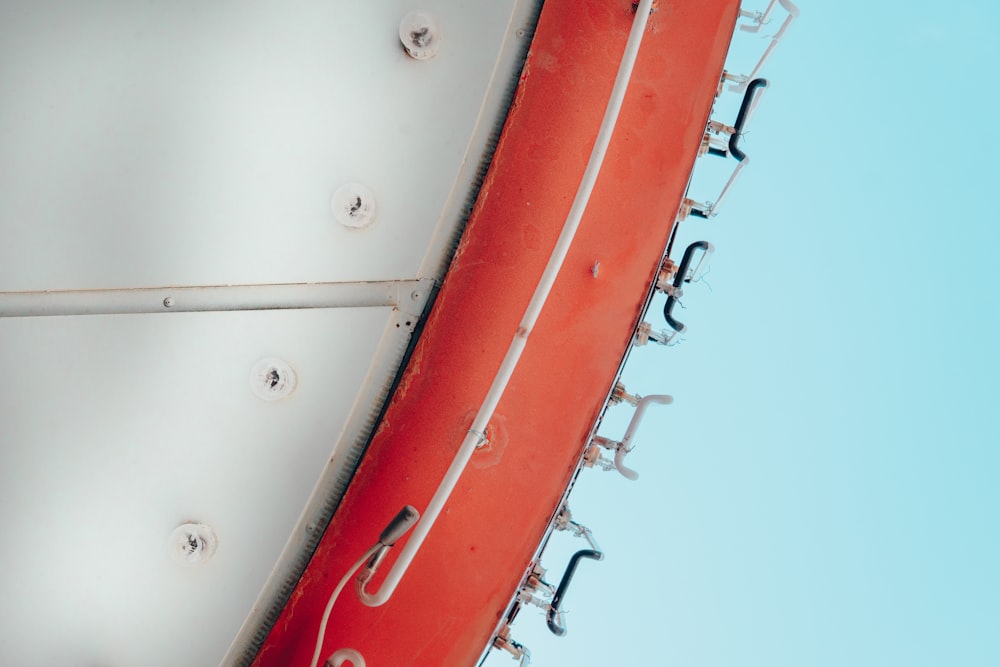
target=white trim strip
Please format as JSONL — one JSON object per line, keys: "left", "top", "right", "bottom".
{"left": 0, "top": 279, "right": 433, "bottom": 318}
{"left": 357, "top": 0, "right": 657, "bottom": 608}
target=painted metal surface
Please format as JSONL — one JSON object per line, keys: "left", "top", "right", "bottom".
{"left": 0, "top": 2, "right": 535, "bottom": 665}
{"left": 0, "top": 279, "right": 433, "bottom": 317}
{"left": 0, "top": 1, "right": 522, "bottom": 292}
{"left": 0, "top": 307, "right": 391, "bottom": 665}
{"left": 255, "top": 1, "right": 741, "bottom": 665}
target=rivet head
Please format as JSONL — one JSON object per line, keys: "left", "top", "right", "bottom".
{"left": 399, "top": 11, "right": 441, "bottom": 60}
{"left": 251, "top": 358, "right": 297, "bottom": 401}
{"left": 169, "top": 523, "right": 218, "bottom": 566}
{"left": 331, "top": 183, "right": 376, "bottom": 229}
{"left": 163, "top": 296, "right": 175, "bottom": 308}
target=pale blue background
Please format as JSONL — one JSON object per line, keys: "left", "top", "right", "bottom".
{"left": 485, "top": 2, "right": 999, "bottom": 665}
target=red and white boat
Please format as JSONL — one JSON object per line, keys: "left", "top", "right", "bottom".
{"left": 0, "top": 1, "right": 796, "bottom": 664}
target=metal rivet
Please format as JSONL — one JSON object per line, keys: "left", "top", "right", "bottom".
{"left": 399, "top": 11, "right": 441, "bottom": 60}
{"left": 251, "top": 358, "right": 297, "bottom": 401}
{"left": 331, "top": 183, "right": 376, "bottom": 229}
{"left": 411, "top": 290, "right": 422, "bottom": 301}
{"left": 169, "top": 523, "right": 218, "bottom": 566}
{"left": 163, "top": 296, "right": 175, "bottom": 308}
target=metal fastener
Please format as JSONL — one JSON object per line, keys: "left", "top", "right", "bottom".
{"left": 399, "top": 11, "right": 441, "bottom": 60}
{"left": 331, "top": 183, "right": 377, "bottom": 229}
{"left": 251, "top": 358, "right": 297, "bottom": 401}
{"left": 169, "top": 523, "right": 218, "bottom": 566}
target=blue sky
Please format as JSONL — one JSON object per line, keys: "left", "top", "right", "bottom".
{"left": 486, "top": 2, "right": 1000, "bottom": 665}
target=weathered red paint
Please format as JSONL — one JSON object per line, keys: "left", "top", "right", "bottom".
{"left": 255, "top": 1, "right": 739, "bottom": 665}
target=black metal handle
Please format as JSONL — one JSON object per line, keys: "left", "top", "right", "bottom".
{"left": 728, "top": 78, "right": 768, "bottom": 162}
{"left": 663, "top": 240, "right": 712, "bottom": 333}
{"left": 545, "top": 549, "right": 604, "bottom": 636}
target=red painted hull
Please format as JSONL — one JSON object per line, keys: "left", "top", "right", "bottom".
{"left": 256, "top": 1, "right": 740, "bottom": 664}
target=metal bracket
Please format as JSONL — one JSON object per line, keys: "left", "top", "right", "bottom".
{"left": 545, "top": 549, "right": 604, "bottom": 636}
{"left": 634, "top": 321, "right": 680, "bottom": 347}
{"left": 609, "top": 381, "right": 641, "bottom": 407}
{"left": 729, "top": 0, "right": 799, "bottom": 92}
{"left": 590, "top": 394, "right": 672, "bottom": 480}
{"left": 0, "top": 278, "right": 436, "bottom": 319}
{"left": 493, "top": 625, "right": 531, "bottom": 666}
{"left": 663, "top": 241, "right": 714, "bottom": 334}
{"left": 695, "top": 78, "right": 769, "bottom": 218}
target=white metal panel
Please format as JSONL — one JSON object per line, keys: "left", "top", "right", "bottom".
{"left": 0, "top": 0, "right": 519, "bottom": 291}
{"left": 0, "top": 0, "right": 534, "bottom": 664}
{"left": 0, "top": 308, "right": 390, "bottom": 665}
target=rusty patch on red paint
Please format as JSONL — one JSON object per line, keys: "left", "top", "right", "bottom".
{"left": 471, "top": 415, "right": 509, "bottom": 470}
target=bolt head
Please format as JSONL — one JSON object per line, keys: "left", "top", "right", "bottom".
{"left": 331, "top": 183, "right": 376, "bottom": 229}
{"left": 399, "top": 11, "right": 441, "bottom": 60}
{"left": 169, "top": 523, "right": 218, "bottom": 566}
{"left": 251, "top": 358, "right": 297, "bottom": 401}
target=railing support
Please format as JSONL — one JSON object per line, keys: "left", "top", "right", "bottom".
{"left": 546, "top": 549, "right": 604, "bottom": 636}
{"left": 664, "top": 241, "right": 714, "bottom": 332}
{"left": 729, "top": 0, "right": 799, "bottom": 92}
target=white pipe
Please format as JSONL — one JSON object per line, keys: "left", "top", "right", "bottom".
{"left": 310, "top": 544, "right": 379, "bottom": 667}
{"left": 739, "top": 0, "right": 779, "bottom": 34}
{"left": 357, "top": 0, "right": 656, "bottom": 608}
{"left": 708, "top": 157, "right": 747, "bottom": 217}
{"left": 0, "top": 279, "right": 431, "bottom": 318}
{"left": 778, "top": 0, "right": 800, "bottom": 20}
{"left": 614, "top": 394, "right": 672, "bottom": 480}
{"left": 731, "top": 0, "right": 799, "bottom": 92}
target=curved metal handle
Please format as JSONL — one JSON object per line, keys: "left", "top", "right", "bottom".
{"left": 546, "top": 549, "right": 604, "bottom": 636}
{"left": 663, "top": 241, "right": 714, "bottom": 332}
{"left": 728, "top": 78, "right": 768, "bottom": 162}
{"left": 614, "top": 394, "right": 672, "bottom": 480}
{"left": 696, "top": 79, "right": 768, "bottom": 218}
{"left": 731, "top": 0, "right": 799, "bottom": 92}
